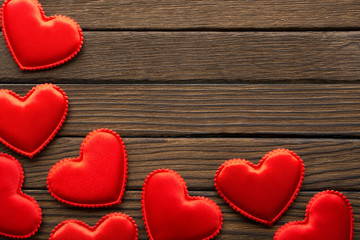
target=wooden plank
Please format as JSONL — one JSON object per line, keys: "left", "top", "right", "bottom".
{"left": 0, "top": 190, "right": 357, "bottom": 240}
{"left": 1, "top": 32, "right": 360, "bottom": 83}
{"left": 39, "top": 0, "right": 360, "bottom": 30}
{"left": 2, "top": 84, "right": 360, "bottom": 137}
{"left": 1, "top": 137, "right": 359, "bottom": 191}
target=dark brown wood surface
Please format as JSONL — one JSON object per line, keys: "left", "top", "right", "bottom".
{"left": 15, "top": 190, "right": 360, "bottom": 240}
{"left": 2, "top": 84, "right": 360, "bottom": 137}
{"left": 1, "top": 0, "right": 360, "bottom": 239}
{"left": 40, "top": 0, "right": 360, "bottom": 30}
{"left": 1, "top": 137, "right": 359, "bottom": 191}
{"left": 2, "top": 32, "right": 360, "bottom": 83}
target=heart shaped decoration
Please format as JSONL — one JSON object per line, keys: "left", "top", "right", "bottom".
{"left": 0, "top": 153, "right": 42, "bottom": 238}
{"left": 0, "top": 84, "right": 68, "bottom": 158}
{"left": 1, "top": 0, "right": 83, "bottom": 70}
{"left": 214, "top": 149, "right": 305, "bottom": 225}
{"left": 47, "top": 129, "right": 128, "bottom": 208}
{"left": 274, "top": 190, "right": 354, "bottom": 240}
{"left": 50, "top": 213, "right": 138, "bottom": 240}
{"left": 142, "top": 169, "right": 223, "bottom": 240}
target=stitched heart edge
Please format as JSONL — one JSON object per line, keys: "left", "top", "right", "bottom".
{"left": 0, "top": 153, "right": 42, "bottom": 239}
{"left": 47, "top": 128, "right": 128, "bottom": 208}
{"left": 273, "top": 190, "right": 354, "bottom": 240}
{"left": 142, "top": 169, "right": 223, "bottom": 240}
{"left": 1, "top": 0, "right": 83, "bottom": 71}
{"left": 214, "top": 148, "right": 305, "bottom": 226}
{"left": 0, "top": 84, "right": 68, "bottom": 158}
{"left": 49, "top": 212, "right": 138, "bottom": 240}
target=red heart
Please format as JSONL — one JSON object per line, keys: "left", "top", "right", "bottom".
{"left": 0, "top": 84, "right": 68, "bottom": 158}
{"left": 50, "top": 213, "right": 138, "bottom": 240}
{"left": 214, "top": 149, "right": 305, "bottom": 225}
{"left": 47, "top": 129, "right": 128, "bottom": 208}
{"left": 0, "top": 153, "right": 42, "bottom": 238}
{"left": 142, "top": 169, "right": 223, "bottom": 240}
{"left": 1, "top": 0, "right": 83, "bottom": 70}
{"left": 274, "top": 190, "right": 354, "bottom": 240}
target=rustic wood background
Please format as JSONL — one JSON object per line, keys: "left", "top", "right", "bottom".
{"left": 1, "top": 0, "right": 360, "bottom": 239}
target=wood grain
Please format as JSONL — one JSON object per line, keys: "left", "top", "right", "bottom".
{"left": 38, "top": 0, "right": 360, "bottom": 30}
{"left": 1, "top": 1, "right": 359, "bottom": 238}
{"left": 1, "top": 32, "right": 360, "bottom": 83}
{"left": 2, "top": 84, "right": 360, "bottom": 137}
{"left": 1, "top": 137, "right": 358, "bottom": 191}
{"left": 0, "top": 190, "right": 357, "bottom": 240}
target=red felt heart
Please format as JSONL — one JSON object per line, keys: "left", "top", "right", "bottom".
{"left": 47, "top": 129, "right": 128, "bottom": 208}
{"left": 274, "top": 190, "right": 354, "bottom": 240}
{"left": 0, "top": 84, "right": 68, "bottom": 158}
{"left": 1, "top": 0, "right": 83, "bottom": 70}
{"left": 214, "top": 149, "right": 305, "bottom": 225}
{"left": 50, "top": 212, "right": 138, "bottom": 240}
{"left": 142, "top": 169, "right": 223, "bottom": 240}
{"left": 0, "top": 153, "right": 42, "bottom": 238}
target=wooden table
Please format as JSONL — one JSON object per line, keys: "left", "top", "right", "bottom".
{"left": 1, "top": 1, "right": 360, "bottom": 239}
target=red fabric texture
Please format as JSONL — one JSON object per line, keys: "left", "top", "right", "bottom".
{"left": 1, "top": 0, "right": 83, "bottom": 70}
{"left": 50, "top": 213, "right": 138, "bottom": 240}
{"left": 0, "top": 153, "right": 42, "bottom": 238}
{"left": 214, "top": 149, "right": 305, "bottom": 225}
{"left": 142, "top": 169, "right": 223, "bottom": 240}
{"left": 47, "top": 129, "right": 128, "bottom": 208}
{"left": 274, "top": 190, "right": 354, "bottom": 240}
{"left": 0, "top": 84, "right": 68, "bottom": 158}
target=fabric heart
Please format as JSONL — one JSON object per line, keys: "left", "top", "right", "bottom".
{"left": 1, "top": 0, "right": 83, "bottom": 70}
{"left": 274, "top": 190, "right": 354, "bottom": 240}
{"left": 0, "top": 84, "right": 68, "bottom": 158}
{"left": 50, "top": 212, "right": 138, "bottom": 240}
{"left": 214, "top": 149, "right": 305, "bottom": 225}
{"left": 142, "top": 169, "right": 223, "bottom": 240}
{"left": 0, "top": 153, "right": 42, "bottom": 238}
{"left": 47, "top": 129, "right": 128, "bottom": 208}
